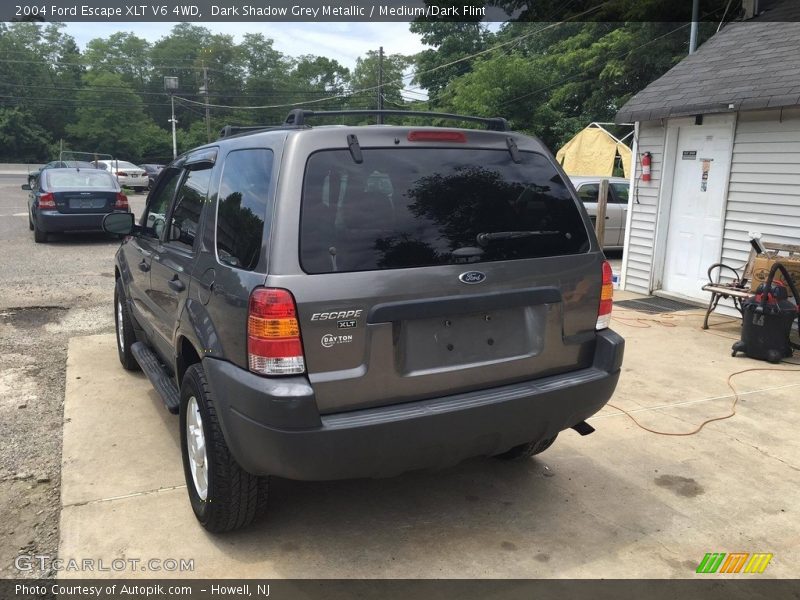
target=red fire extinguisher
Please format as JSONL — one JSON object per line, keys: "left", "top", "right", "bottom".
{"left": 642, "top": 152, "right": 652, "bottom": 182}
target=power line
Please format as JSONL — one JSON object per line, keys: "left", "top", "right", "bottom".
{"left": 172, "top": 5, "right": 612, "bottom": 112}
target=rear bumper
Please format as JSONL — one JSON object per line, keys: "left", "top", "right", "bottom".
{"left": 203, "top": 329, "right": 624, "bottom": 481}
{"left": 36, "top": 210, "right": 122, "bottom": 233}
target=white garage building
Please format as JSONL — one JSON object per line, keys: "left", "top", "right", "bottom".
{"left": 615, "top": 1, "right": 800, "bottom": 307}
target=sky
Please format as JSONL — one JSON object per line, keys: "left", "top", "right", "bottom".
{"left": 62, "top": 22, "right": 428, "bottom": 71}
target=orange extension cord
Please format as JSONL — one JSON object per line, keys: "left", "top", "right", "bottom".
{"left": 606, "top": 307, "right": 800, "bottom": 436}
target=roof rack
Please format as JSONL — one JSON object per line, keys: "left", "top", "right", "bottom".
{"left": 283, "top": 109, "right": 510, "bottom": 131}
{"left": 217, "top": 124, "right": 305, "bottom": 139}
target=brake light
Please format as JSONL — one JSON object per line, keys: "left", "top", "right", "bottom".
{"left": 248, "top": 288, "right": 305, "bottom": 375}
{"left": 39, "top": 192, "right": 56, "bottom": 209}
{"left": 114, "top": 192, "right": 129, "bottom": 210}
{"left": 407, "top": 130, "right": 467, "bottom": 143}
{"left": 596, "top": 260, "right": 613, "bottom": 330}
{"left": 117, "top": 172, "right": 128, "bottom": 177}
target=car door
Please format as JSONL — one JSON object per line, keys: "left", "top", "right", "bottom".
{"left": 148, "top": 162, "right": 213, "bottom": 362}
{"left": 126, "top": 167, "right": 182, "bottom": 339}
{"left": 576, "top": 182, "right": 622, "bottom": 249}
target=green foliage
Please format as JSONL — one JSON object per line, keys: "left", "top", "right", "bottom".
{"left": 0, "top": 107, "right": 53, "bottom": 162}
{"left": 0, "top": 9, "right": 729, "bottom": 164}
{"left": 428, "top": 18, "right": 719, "bottom": 148}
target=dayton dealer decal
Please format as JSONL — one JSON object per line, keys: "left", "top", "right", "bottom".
{"left": 321, "top": 334, "right": 353, "bottom": 348}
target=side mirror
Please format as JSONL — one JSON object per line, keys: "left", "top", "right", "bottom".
{"left": 21, "top": 183, "right": 31, "bottom": 191}
{"left": 103, "top": 212, "right": 135, "bottom": 236}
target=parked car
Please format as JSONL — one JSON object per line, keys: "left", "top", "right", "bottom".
{"left": 570, "top": 176, "right": 630, "bottom": 251}
{"left": 95, "top": 160, "right": 149, "bottom": 192}
{"left": 27, "top": 160, "right": 96, "bottom": 186}
{"left": 140, "top": 163, "right": 165, "bottom": 189}
{"left": 23, "top": 167, "right": 129, "bottom": 243}
{"left": 103, "top": 110, "right": 624, "bottom": 532}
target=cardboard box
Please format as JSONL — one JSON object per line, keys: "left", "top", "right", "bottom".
{"left": 750, "top": 255, "right": 800, "bottom": 296}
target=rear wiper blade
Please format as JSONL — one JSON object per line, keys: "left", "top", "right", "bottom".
{"left": 477, "top": 230, "right": 559, "bottom": 246}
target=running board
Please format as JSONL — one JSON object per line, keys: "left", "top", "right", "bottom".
{"left": 572, "top": 421, "right": 595, "bottom": 436}
{"left": 131, "top": 342, "right": 180, "bottom": 414}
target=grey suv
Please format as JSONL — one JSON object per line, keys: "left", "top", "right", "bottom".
{"left": 103, "top": 110, "right": 624, "bottom": 532}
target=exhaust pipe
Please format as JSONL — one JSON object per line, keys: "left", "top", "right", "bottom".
{"left": 572, "top": 421, "right": 595, "bottom": 436}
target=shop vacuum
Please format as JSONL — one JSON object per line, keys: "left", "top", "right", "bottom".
{"left": 732, "top": 262, "right": 800, "bottom": 363}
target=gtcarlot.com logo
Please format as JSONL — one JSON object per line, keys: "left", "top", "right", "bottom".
{"left": 696, "top": 552, "right": 773, "bottom": 574}
{"left": 15, "top": 554, "right": 195, "bottom": 573}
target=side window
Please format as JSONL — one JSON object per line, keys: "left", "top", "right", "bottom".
{"left": 143, "top": 168, "right": 181, "bottom": 238}
{"left": 215, "top": 149, "right": 274, "bottom": 271}
{"left": 611, "top": 183, "right": 629, "bottom": 204}
{"left": 168, "top": 168, "right": 211, "bottom": 251}
{"left": 576, "top": 184, "right": 599, "bottom": 204}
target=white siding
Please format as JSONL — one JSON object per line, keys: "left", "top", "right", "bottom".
{"left": 622, "top": 121, "right": 664, "bottom": 294}
{"left": 721, "top": 107, "right": 800, "bottom": 275}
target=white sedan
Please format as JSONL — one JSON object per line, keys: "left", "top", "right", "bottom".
{"left": 95, "top": 160, "right": 149, "bottom": 192}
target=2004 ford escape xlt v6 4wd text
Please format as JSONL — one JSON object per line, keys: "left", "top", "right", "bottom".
{"left": 103, "top": 109, "right": 624, "bottom": 532}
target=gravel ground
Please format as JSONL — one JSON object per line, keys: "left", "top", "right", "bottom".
{"left": 0, "top": 174, "right": 146, "bottom": 578}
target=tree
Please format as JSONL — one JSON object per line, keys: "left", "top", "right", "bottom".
{"left": 66, "top": 71, "right": 163, "bottom": 162}
{"left": 350, "top": 50, "right": 411, "bottom": 111}
{"left": 410, "top": 1, "right": 490, "bottom": 99}
{"left": 0, "top": 107, "right": 53, "bottom": 162}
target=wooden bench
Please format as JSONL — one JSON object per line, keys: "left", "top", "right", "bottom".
{"left": 701, "top": 241, "right": 800, "bottom": 329}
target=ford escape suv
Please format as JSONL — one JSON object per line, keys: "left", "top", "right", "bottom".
{"left": 103, "top": 109, "right": 624, "bottom": 532}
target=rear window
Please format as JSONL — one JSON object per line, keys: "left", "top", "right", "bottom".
{"left": 300, "top": 148, "right": 589, "bottom": 274}
{"left": 47, "top": 171, "right": 117, "bottom": 189}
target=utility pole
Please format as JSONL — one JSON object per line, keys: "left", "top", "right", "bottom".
{"left": 689, "top": 0, "right": 700, "bottom": 54}
{"left": 377, "top": 46, "right": 384, "bottom": 124}
{"left": 201, "top": 64, "right": 211, "bottom": 143}
{"left": 164, "top": 76, "right": 179, "bottom": 159}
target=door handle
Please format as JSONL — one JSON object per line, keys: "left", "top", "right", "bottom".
{"left": 168, "top": 277, "right": 186, "bottom": 292}
{"left": 138, "top": 260, "right": 150, "bottom": 272}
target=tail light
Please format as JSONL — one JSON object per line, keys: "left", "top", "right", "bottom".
{"left": 114, "top": 192, "right": 129, "bottom": 210}
{"left": 596, "top": 260, "right": 613, "bottom": 330}
{"left": 117, "top": 172, "right": 128, "bottom": 177}
{"left": 38, "top": 192, "right": 56, "bottom": 209}
{"left": 248, "top": 288, "right": 305, "bottom": 376}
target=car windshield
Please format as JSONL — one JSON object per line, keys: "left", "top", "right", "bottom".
{"left": 300, "top": 148, "right": 589, "bottom": 274}
{"left": 47, "top": 171, "right": 117, "bottom": 189}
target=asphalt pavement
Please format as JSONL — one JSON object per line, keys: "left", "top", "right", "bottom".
{"left": 0, "top": 175, "right": 146, "bottom": 578}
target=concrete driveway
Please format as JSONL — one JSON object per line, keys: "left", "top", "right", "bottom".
{"left": 58, "top": 300, "right": 800, "bottom": 578}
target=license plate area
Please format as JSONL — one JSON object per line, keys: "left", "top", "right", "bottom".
{"left": 397, "top": 306, "right": 545, "bottom": 375}
{"left": 69, "top": 198, "right": 106, "bottom": 209}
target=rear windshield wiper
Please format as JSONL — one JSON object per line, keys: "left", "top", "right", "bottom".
{"left": 477, "top": 230, "right": 559, "bottom": 246}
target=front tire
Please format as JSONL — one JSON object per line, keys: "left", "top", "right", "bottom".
{"left": 495, "top": 434, "right": 558, "bottom": 461}
{"left": 114, "top": 279, "right": 140, "bottom": 371}
{"left": 180, "top": 364, "right": 269, "bottom": 533}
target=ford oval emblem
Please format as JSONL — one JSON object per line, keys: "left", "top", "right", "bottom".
{"left": 459, "top": 271, "right": 486, "bottom": 284}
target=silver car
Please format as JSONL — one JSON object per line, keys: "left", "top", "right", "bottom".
{"left": 570, "top": 176, "right": 630, "bottom": 251}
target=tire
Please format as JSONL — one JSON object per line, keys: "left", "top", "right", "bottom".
{"left": 114, "top": 278, "right": 140, "bottom": 371}
{"left": 33, "top": 219, "right": 47, "bottom": 243}
{"left": 28, "top": 214, "right": 34, "bottom": 231}
{"left": 495, "top": 434, "right": 558, "bottom": 461}
{"left": 180, "top": 364, "right": 269, "bottom": 533}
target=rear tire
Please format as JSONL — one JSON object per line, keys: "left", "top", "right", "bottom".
{"left": 33, "top": 219, "right": 47, "bottom": 243}
{"left": 114, "top": 279, "right": 140, "bottom": 371}
{"left": 495, "top": 434, "right": 558, "bottom": 461}
{"left": 28, "top": 215, "right": 34, "bottom": 231}
{"left": 180, "top": 364, "right": 269, "bottom": 533}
